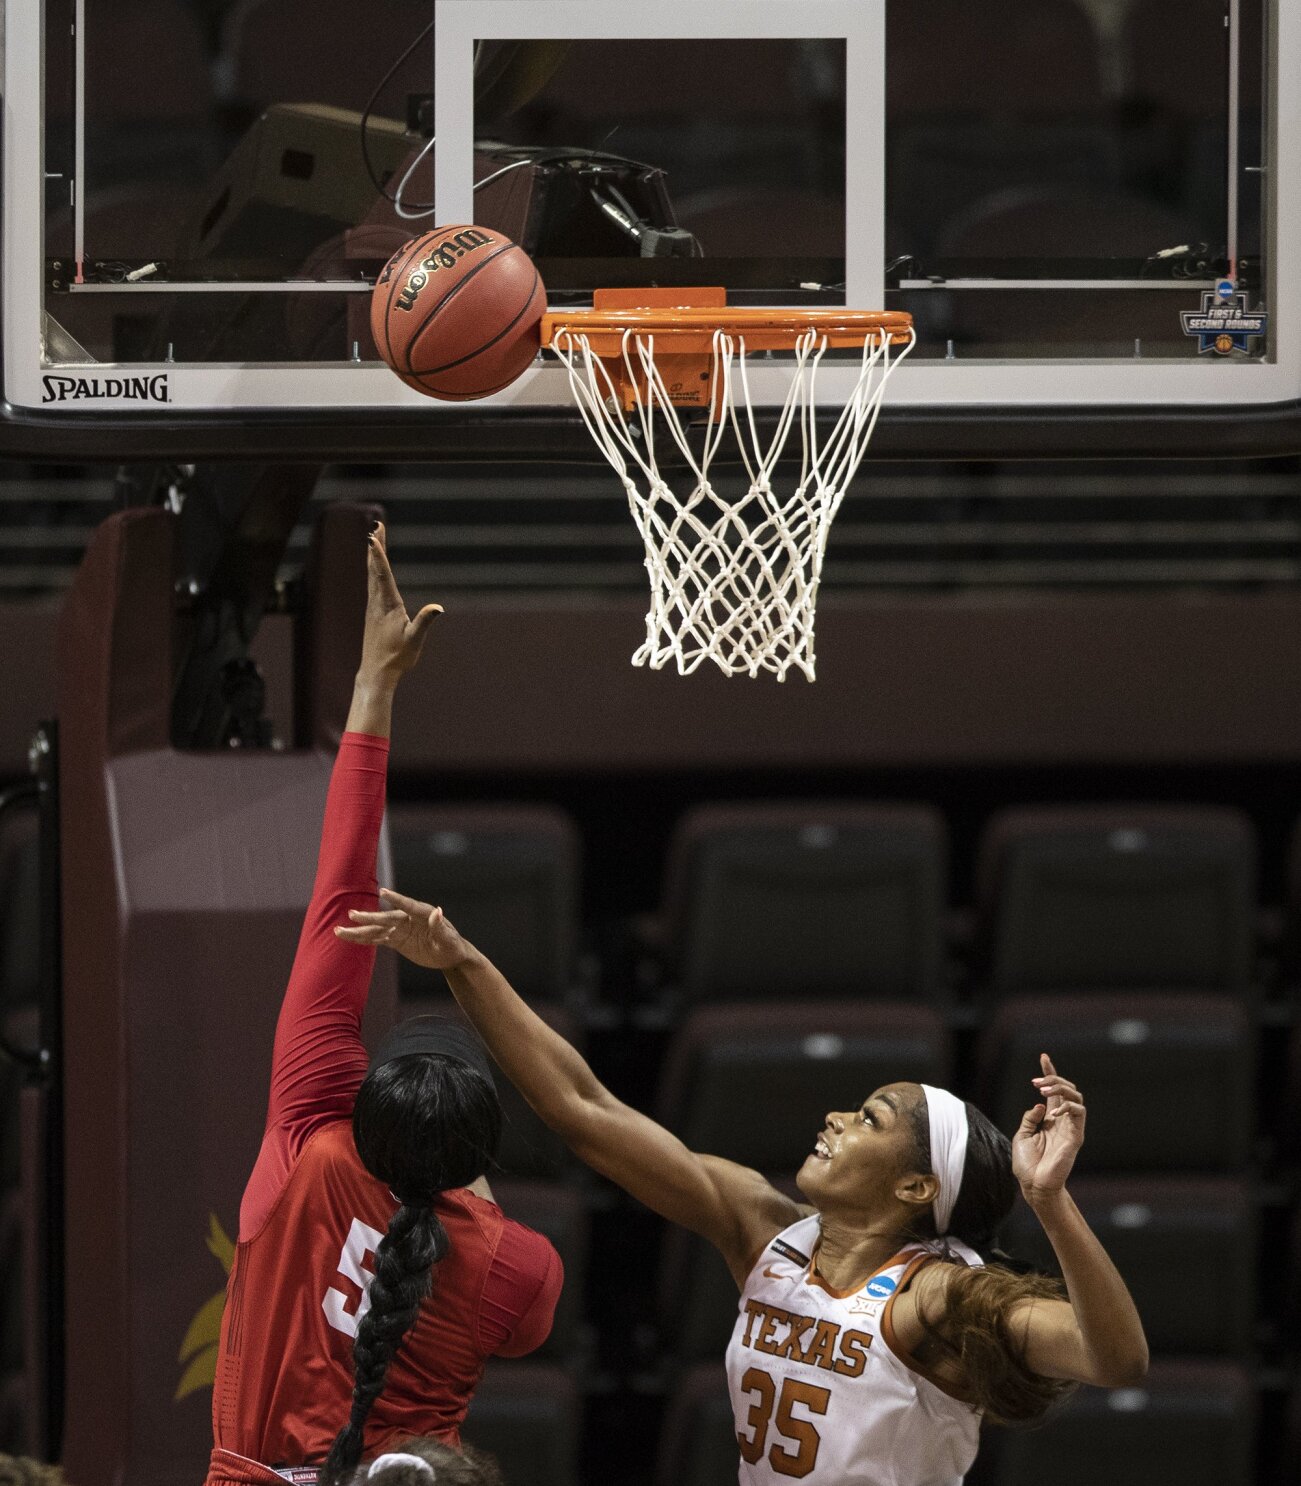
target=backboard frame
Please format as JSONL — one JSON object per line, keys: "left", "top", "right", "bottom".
{"left": 1, "top": 0, "right": 1299, "bottom": 459}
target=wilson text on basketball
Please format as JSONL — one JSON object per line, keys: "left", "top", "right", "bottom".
{"left": 394, "top": 229, "right": 496, "bottom": 314}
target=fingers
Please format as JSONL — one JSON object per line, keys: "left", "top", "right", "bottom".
{"left": 346, "top": 908, "right": 407, "bottom": 926}
{"left": 367, "top": 522, "right": 405, "bottom": 609}
{"left": 1032, "top": 1053, "right": 1079, "bottom": 1107}
{"left": 1016, "top": 1103, "right": 1047, "bottom": 1135}
{"left": 1034, "top": 1077, "right": 1082, "bottom": 1102}
{"left": 379, "top": 887, "right": 439, "bottom": 922}
{"left": 334, "top": 924, "right": 393, "bottom": 944}
{"left": 407, "top": 603, "right": 444, "bottom": 645}
{"left": 1042, "top": 1099, "right": 1085, "bottom": 1125}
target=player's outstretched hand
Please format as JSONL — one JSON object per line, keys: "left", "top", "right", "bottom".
{"left": 1011, "top": 1053, "right": 1085, "bottom": 1203}
{"left": 358, "top": 521, "right": 443, "bottom": 680}
{"left": 335, "top": 887, "right": 473, "bottom": 971}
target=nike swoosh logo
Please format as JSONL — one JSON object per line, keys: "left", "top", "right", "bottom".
{"left": 762, "top": 1265, "right": 785, "bottom": 1280}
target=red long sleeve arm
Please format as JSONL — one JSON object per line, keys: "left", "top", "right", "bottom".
{"left": 239, "top": 731, "right": 390, "bottom": 1239}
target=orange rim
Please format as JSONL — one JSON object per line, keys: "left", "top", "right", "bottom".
{"left": 541, "top": 289, "right": 913, "bottom": 412}
{"left": 541, "top": 308, "right": 913, "bottom": 355}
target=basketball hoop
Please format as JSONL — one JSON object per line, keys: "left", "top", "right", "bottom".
{"left": 541, "top": 290, "right": 915, "bottom": 682}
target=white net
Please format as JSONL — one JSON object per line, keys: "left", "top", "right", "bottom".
{"left": 549, "top": 323, "right": 915, "bottom": 681}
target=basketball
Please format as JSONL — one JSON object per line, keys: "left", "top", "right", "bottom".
{"left": 371, "top": 225, "right": 546, "bottom": 400}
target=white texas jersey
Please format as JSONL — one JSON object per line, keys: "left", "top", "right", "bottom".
{"left": 725, "top": 1215, "right": 982, "bottom": 1486}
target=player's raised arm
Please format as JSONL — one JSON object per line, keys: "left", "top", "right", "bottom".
{"left": 242, "top": 527, "right": 441, "bottom": 1234}
{"left": 1006, "top": 1058, "right": 1149, "bottom": 1386}
{"left": 336, "top": 891, "right": 802, "bottom": 1282}
{"left": 342, "top": 520, "right": 443, "bottom": 740}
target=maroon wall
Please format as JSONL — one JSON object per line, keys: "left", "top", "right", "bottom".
{"left": 5, "top": 591, "right": 1301, "bottom": 778}
{"left": 383, "top": 593, "right": 1301, "bottom": 771}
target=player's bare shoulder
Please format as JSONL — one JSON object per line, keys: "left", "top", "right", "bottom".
{"left": 885, "top": 1255, "right": 963, "bottom": 1350}
{"left": 695, "top": 1154, "right": 807, "bottom": 1284}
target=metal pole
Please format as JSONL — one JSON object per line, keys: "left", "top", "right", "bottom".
{"left": 1227, "top": 0, "right": 1241, "bottom": 283}
{"left": 74, "top": 0, "right": 86, "bottom": 284}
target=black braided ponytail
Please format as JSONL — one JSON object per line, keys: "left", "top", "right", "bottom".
{"left": 323, "top": 1053, "right": 502, "bottom": 1483}
{"left": 324, "top": 1203, "right": 447, "bottom": 1480}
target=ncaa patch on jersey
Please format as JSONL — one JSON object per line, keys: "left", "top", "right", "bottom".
{"left": 866, "top": 1274, "right": 898, "bottom": 1301}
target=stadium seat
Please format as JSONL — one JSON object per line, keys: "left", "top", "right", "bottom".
{"left": 661, "top": 803, "right": 947, "bottom": 1006}
{"left": 658, "top": 1003, "right": 950, "bottom": 1173}
{"left": 988, "top": 1360, "right": 1256, "bottom": 1486}
{"left": 1000, "top": 1177, "right": 1255, "bottom": 1355}
{"left": 976, "top": 806, "right": 1257, "bottom": 1001}
{"left": 490, "top": 1181, "right": 589, "bottom": 1363}
{"left": 388, "top": 804, "right": 581, "bottom": 1005}
{"left": 977, "top": 995, "right": 1255, "bottom": 1173}
{"left": 399, "top": 993, "right": 580, "bottom": 1181}
{"left": 654, "top": 1363, "right": 737, "bottom": 1486}
{"left": 462, "top": 1362, "right": 582, "bottom": 1486}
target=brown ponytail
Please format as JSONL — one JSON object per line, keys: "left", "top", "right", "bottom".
{"left": 907, "top": 1093, "right": 1078, "bottom": 1426}
{"left": 920, "top": 1262, "right": 1076, "bottom": 1425}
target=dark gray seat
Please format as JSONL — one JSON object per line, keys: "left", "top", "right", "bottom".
{"left": 1001, "top": 1176, "right": 1255, "bottom": 1354}
{"left": 989, "top": 1360, "right": 1256, "bottom": 1486}
{"left": 389, "top": 804, "right": 581, "bottom": 1005}
{"left": 978, "top": 994, "right": 1255, "bottom": 1173}
{"left": 976, "top": 806, "right": 1257, "bottom": 1003}
{"left": 663, "top": 803, "right": 948, "bottom": 1006}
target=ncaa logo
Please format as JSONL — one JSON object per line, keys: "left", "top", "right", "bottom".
{"left": 866, "top": 1274, "right": 897, "bottom": 1301}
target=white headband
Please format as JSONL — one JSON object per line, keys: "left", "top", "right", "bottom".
{"left": 368, "top": 1455, "right": 435, "bottom": 1481}
{"left": 919, "top": 1084, "right": 969, "bottom": 1235}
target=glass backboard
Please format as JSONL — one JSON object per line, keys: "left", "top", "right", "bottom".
{"left": 3, "top": 0, "right": 1297, "bottom": 454}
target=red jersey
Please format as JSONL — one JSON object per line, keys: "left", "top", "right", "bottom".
{"left": 207, "top": 733, "right": 561, "bottom": 1480}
